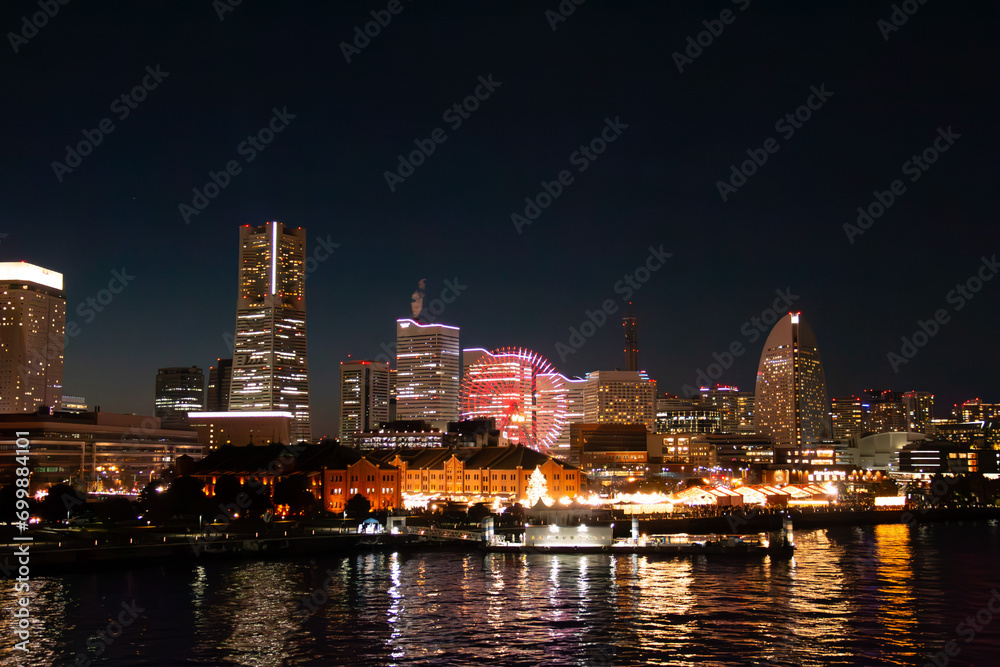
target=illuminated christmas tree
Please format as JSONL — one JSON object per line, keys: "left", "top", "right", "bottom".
{"left": 526, "top": 467, "right": 548, "bottom": 507}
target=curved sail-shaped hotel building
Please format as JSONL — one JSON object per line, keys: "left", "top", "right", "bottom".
{"left": 754, "top": 312, "right": 828, "bottom": 450}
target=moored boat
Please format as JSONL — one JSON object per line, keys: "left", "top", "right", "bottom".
{"left": 482, "top": 517, "right": 795, "bottom": 557}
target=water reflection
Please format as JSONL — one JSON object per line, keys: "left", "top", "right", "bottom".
{"left": 2, "top": 524, "right": 999, "bottom": 666}
{"left": 191, "top": 561, "right": 302, "bottom": 666}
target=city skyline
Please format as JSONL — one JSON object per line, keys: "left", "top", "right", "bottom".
{"left": 2, "top": 2, "right": 997, "bottom": 438}
{"left": 3, "top": 249, "right": 994, "bottom": 439}
{"left": 3, "top": 4, "right": 999, "bottom": 665}
{"left": 1, "top": 248, "right": 992, "bottom": 441}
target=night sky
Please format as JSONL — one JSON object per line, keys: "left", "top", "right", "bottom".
{"left": 3, "top": 1, "right": 997, "bottom": 438}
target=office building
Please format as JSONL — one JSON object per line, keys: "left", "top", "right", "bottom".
{"left": 228, "top": 222, "right": 311, "bottom": 443}
{"left": 902, "top": 391, "right": 934, "bottom": 432}
{"left": 355, "top": 420, "right": 445, "bottom": 450}
{"left": 648, "top": 433, "right": 718, "bottom": 471}
{"left": 864, "top": 390, "right": 907, "bottom": 433}
{"left": 953, "top": 399, "right": 1000, "bottom": 423}
{"left": 155, "top": 366, "right": 205, "bottom": 429}
{"left": 898, "top": 440, "right": 994, "bottom": 477}
{"left": 395, "top": 319, "right": 460, "bottom": 428}
{"left": 340, "top": 360, "right": 391, "bottom": 444}
{"left": 754, "top": 312, "right": 828, "bottom": 449}
{"left": 388, "top": 368, "right": 397, "bottom": 422}
{"left": 206, "top": 358, "right": 233, "bottom": 412}
{"left": 695, "top": 434, "right": 776, "bottom": 474}
{"left": 0, "top": 262, "right": 65, "bottom": 413}
{"left": 831, "top": 396, "right": 865, "bottom": 441}
{"left": 582, "top": 370, "right": 656, "bottom": 432}
{"left": 696, "top": 385, "right": 754, "bottom": 434}
{"left": 0, "top": 411, "right": 202, "bottom": 493}
{"left": 655, "top": 395, "right": 721, "bottom": 434}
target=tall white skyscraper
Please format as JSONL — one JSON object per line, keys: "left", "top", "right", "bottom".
{"left": 339, "top": 360, "right": 390, "bottom": 444}
{"left": 0, "top": 262, "right": 65, "bottom": 413}
{"left": 395, "top": 319, "right": 460, "bottom": 428}
{"left": 228, "top": 222, "right": 311, "bottom": 443}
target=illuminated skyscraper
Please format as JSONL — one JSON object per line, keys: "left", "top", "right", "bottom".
{"left": 0, "top": 262, "right": 65, "bottom": 413}
{"left": 864, "top": 390, "right": 907, "bottom": 433}
{"left": 902, "top": 391, "right": 934, "bottom": 431}
{"left": 697, "top": 385, "right": 755, "bottom": 434}
{"left": 952, "top": 398, "right": 999, "bottom": 423}
{"left": 228, "top": 222, "right": 311, "bottom": 443}
{"left": 339, "top": 360, "right": 390, "bottom": 444}
{"left": 155, "top": 366, "right": 205, "bottom": 429}
{"left": 395, "top": 319, "right": 460, "bottom": 427}
{"left": 583, "top": 370, "right": 656, "bottom": 432}
{"left": 831, "top": 396, "right": 864, "bottom": 440}
{"left": 754, "top": 312, "right": 828, "bottom": 449}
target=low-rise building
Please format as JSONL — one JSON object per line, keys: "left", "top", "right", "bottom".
{"left": 0, "top": 411, "right": 202, "bottom": 493}
{"left": 848, "top": 432, "right": 926, "bottom": 471}
{"left": 898, "top": 439, "right": 996, "bottom": 477}
{"left": 703, "top": 434, "right": 775, "bottom": 470}
{"left": 190, "top": 442, "right": 403, "bottom": 513}
{"left": 569, "top": 423, "right": 647, "bottom": 481}
{"left": 367, "top": 444, "right": 584, "bottom": 501}
{"left": 647, "top": 433, "right": 716, "bottom": 478}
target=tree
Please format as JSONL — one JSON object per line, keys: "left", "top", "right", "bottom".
{"left": 39, "top": 484, "right": 85, "bottom": 523}
{"left": 345, "top": 493, "right": 371, "bottom": 519}
{"left": 525, "top": 467, "right": 548, "bottom": 507}
{"left": 872, "top": 478, "right": 899, "bottom": 497}
{"left": 164, "top": 476, "right": 208, "bottom": 516}
{"left": 137, "top": 480, "right": 167, "bottom": 521}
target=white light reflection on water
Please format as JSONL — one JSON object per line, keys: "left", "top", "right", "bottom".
{"left": 0, "top": 576, "right": 70, "bottom": 666}
{"left": 486, "top": 553, "right": 507, "bottom": 633}
{"left": 191, "top": 561, "right": 301, "bottom": 666}
{"left": 5, "top": 524, "right": 1000, "bottom": 666}
{"left": 386, "top": 552, "right": 404, "bottom": 662}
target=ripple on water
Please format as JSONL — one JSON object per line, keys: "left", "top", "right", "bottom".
{"left": 1, "top": 524, "right": 998, "bottom": 666}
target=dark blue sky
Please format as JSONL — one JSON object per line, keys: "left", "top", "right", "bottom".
{"left": 3, "top": 0, "right": 997, "bottom": 437}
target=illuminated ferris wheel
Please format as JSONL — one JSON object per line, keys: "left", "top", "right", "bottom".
{"left": 460, "top": 347, "right": 567, "bottom": 453}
